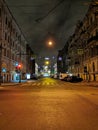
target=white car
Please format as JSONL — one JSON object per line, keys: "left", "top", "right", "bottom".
{"left": 59, "top": 73, "right": 68, "bottom": 80}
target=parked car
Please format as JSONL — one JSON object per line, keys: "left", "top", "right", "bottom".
{"left": 61, "top": 76, "right": 70, "bottom": 81}
{"left": 30, "top": 74, "right": 38, "bottom": 80}
{"left": 59, "top": 73, "right": 68, "bottom": 80}
{"left": 67, "top": 76, "right": 83, "bottom": 82}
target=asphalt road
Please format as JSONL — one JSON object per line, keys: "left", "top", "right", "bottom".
{"left": 0, "top": 78, "right": 98, "bottom": 130}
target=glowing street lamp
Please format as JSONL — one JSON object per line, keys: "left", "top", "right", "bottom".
{"left": 48, "top": 41, "right": 52, "bottom": 46}
{"left": 45, "top": 61, "right": 49, "bottom": 65}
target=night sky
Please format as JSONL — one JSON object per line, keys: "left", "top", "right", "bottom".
{"left": 6, "top": 0, "right": 91, "bottom": 60}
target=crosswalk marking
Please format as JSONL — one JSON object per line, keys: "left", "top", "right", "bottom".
{"left": 37, "top": 83, "right": 41, "bottom": 86}
{"left": 21, "top": 82, "right": 67, "bottom": 87}
{"left": 31, "top": 82, "right": 64, "bottom": 86}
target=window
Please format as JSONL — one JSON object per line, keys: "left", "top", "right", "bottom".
{"left": 5, "top": 33, "right": 7, "bottom": 40}
{"left": 5, "top": 17, "right": 7, "bottom": 25}
{"left": 12, "top": 54, "right": 14, "bottom": 60}
{"left": 0, "top": 8, "right": 1, "bottom": 17}
{"left": 8, "top": 36, "right": 10, "bottom": 43}
{"left": 97, "top": 61, "right": 98, "bottom": 70}
{"left": 4, "top": 48, "right": 6, "bottom": 56}
{"left": 16, "top": 32, "right": 18, "bottom": 37}
{"left": 10, "top": 39, "right": 12, "bottom": 47}
{"left": 90, "top": 17, "right": 93, "bottom": 24}
{"left": 90, "top": 48, "right": 93, "bottom": 57}
{"left": 7, "top": 50, "right": 9, "bottom": 57}
{"left": 96, "top": 29, "right": 98, "bottom": 36}
{"left": 8, "top": 21, "right": 10, "bottom": 28}
{"left": 13, "top": 42, "right": 14, "bottom": 47}
{"left": 15, "top": 44, "right": 17, "bottom": 50}
{"left": 96, "top": 45, "right": 98, "bottom": 55}
{"left": 92, "top": 62, "right": 95, "bottom": 72}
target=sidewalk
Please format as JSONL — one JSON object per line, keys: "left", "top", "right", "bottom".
{"left": 0, "top": 82, "right": 19, "bottom": 86}
{"left": 80, "top": 81, "right": 98, "bottom": 87}
{"left": 0, "top": 80, "right": 27, "bottom": 87}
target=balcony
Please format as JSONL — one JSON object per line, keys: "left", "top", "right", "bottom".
{"left": 87, "top": 35, "right": 98, "bottom": 44}
{"left": 87, "top": 20, "right": 98, "bottom": 32}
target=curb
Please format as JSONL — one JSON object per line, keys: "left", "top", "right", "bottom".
{"left": 0, "top": 83, "right": 20, "bottom": 86}
{"left": 80, "top": 81, "right": 98, "bottom": 87}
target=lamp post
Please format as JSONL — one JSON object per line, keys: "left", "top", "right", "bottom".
{"left": 18, "top": 47, "right": 22, "bottom": 83}
{"left": 0, "top": 44, "right": 2, "bottom": 85}
{"left": 18, "top": 63, "right": 22, "bottom": 83}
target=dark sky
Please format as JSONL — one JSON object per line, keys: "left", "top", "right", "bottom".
{"left": 6, "top": 0, "right": 91, "bottom": 59}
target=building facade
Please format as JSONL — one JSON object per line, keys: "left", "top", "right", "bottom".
{"left": 0, "top": 0, "right": 27, "bottom": 82}
{"left": 68, "top": 1, "right": 98, "bottom": 81}
{"left": 26, "top": 44, "right": 35, "bottom": 78}
{"left": 57, "top": 1, "right": 98, "bottom": 81}
{"left": 57, "top": 39, "right": 69, "bottom": 74}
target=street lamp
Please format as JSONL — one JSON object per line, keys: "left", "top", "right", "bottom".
{"left": 48, "top": 41, "right": 52, "bottom": 46}
{"left": 45, "top": 61, "right": 49, "bottom": 65}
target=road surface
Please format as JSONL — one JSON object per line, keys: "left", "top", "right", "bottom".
{"left": 0, "top": 78, "right": 98, "bottom": 130}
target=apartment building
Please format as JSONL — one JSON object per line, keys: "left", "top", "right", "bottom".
{"left": 0, "top": 0, "right": 27, "bottom": 82}
{"left": 57, "top": 1, "right": 98, "bottom": 81}
{"left": 26, "top": 44, "right": 35, "bottom": 78}
{"left": 68, "top": 1, "right": 98, "bottom": 81}
{"left": 57, "top": 41, "right": 69, "bottom": 74}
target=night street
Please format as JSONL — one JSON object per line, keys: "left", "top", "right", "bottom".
{"left": 0, "top": 0, "right": 98, "bottom": 129}
{"left": 0, "top": 78, "right": 98, "bottom": 130}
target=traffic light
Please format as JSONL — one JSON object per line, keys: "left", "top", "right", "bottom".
{"left": 15, "top": 63, "right": 22, "bottom": 73}
{"left": 18, "top": 64, "right": 22, "bottom": 69}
